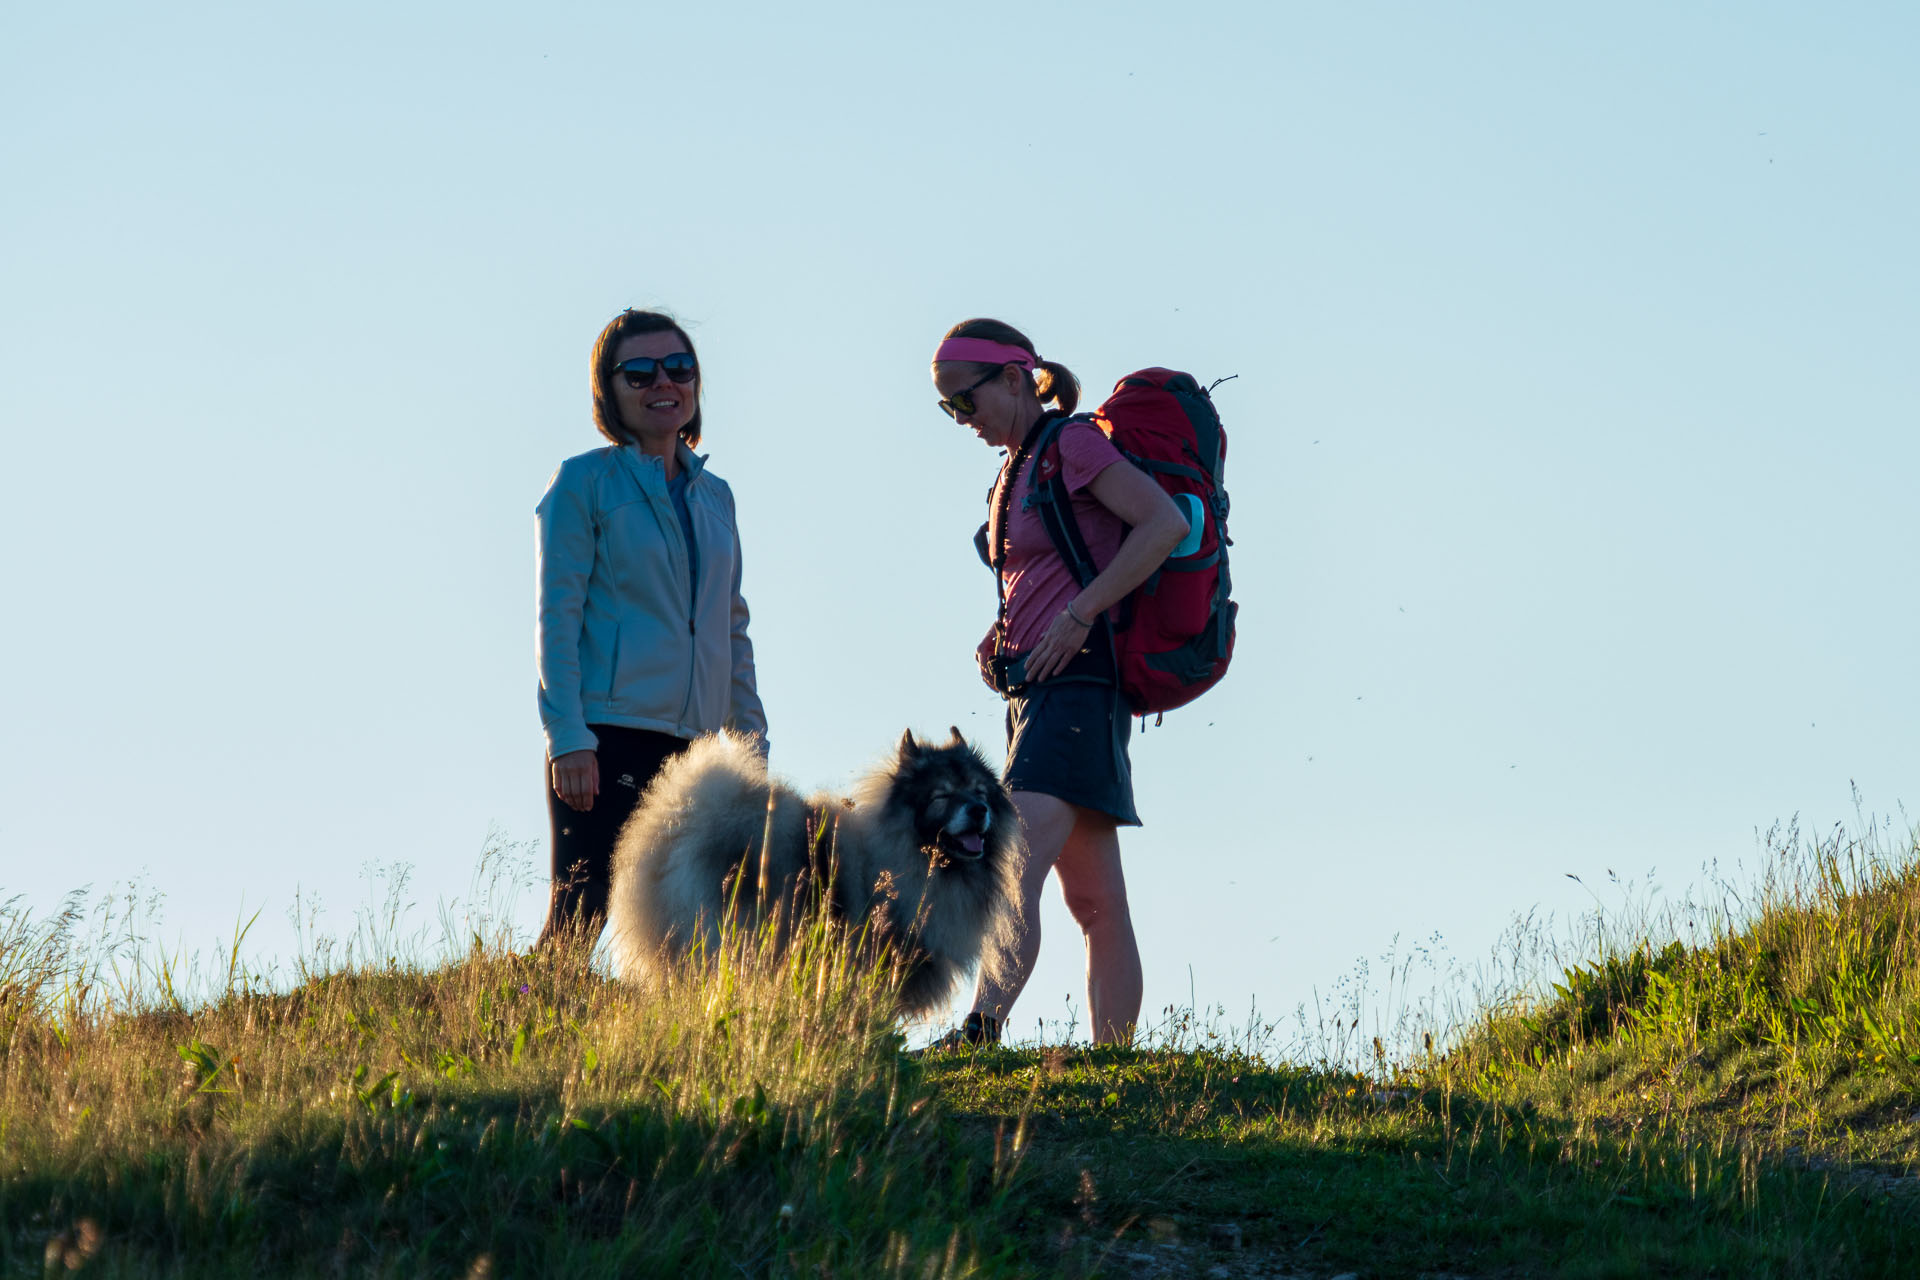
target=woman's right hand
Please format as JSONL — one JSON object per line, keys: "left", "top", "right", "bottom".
{"left": 550, "top": 749, "right": 599, "bottom": 812}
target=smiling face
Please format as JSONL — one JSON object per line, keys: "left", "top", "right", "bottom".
{"left": 609, "top": 330, "right": 699, "bottom": 449}
{"left": 933, "top": 361, "right": 1027, "bottom": 449}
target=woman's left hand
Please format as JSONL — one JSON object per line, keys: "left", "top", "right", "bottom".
{"left": 1023, "top": 607, "right": 1094, "bottom": 683}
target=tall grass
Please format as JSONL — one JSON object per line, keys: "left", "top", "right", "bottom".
{"left": 910, "top": 817, "right": 1920, "bottom": 1278}
{"left": 1422, "top": 810, "right": 1920, "bottom": 1169}
{"left": 0, "top": 866, "right": 1017, "bottom": 1278}
{"left": 8, "top": 813, "right": 1920, "bottom": 1277}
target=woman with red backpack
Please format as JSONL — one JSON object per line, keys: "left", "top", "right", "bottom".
{"left": 930, "top": 318, "right": 1191, "bottom": 1048}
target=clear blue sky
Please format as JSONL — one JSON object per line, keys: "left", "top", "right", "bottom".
{"left": 4, "top": 3, "right": 1915, "bottom": 1047}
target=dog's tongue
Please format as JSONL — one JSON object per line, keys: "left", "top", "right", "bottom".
{"left": 958, "top": 833, "right": 984, "bottom": 854}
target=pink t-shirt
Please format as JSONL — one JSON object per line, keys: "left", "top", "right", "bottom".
{"left": 984, "top": 419, "right": 1128, "bottom": 656}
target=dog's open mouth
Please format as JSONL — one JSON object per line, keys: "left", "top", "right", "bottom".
{"left": 934, "top": 831, "right": 986, "bottom": 861}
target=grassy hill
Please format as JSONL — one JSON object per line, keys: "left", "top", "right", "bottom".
{"left": 4, "top": 823, "right": 1918, "bottom": 1277}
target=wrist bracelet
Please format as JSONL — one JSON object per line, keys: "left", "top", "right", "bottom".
{"left": 1065, "top": 600, "right": 1093, "bottom": 627}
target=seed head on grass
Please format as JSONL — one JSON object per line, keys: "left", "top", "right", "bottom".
{"left": 0, "top": 855, "right": 1004, "bottom": 1277}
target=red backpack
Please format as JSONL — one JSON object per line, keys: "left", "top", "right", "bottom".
{"left": 984, "top": 369, "right": 1237, "bottom": 716}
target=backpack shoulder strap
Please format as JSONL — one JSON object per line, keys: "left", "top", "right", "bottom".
{"left": 974, "top": 471, "right": 998, "bottom": 569}
{"left": 1025, "top": 413, "right": 1100, "bottom": 590}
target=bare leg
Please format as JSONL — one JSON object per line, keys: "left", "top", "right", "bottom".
{"left": 969, "top": 792, "right": 1141, "bottom": 1045}
{"left": 1053, "top": 814, "right": 1141, "bottom": 1045}
{"left": 969, "top": 790, "right": 1076, "bottom": 1028}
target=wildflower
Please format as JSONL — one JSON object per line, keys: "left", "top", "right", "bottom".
{"left": 519, "top": 984, "right": 529, "bottom": 995}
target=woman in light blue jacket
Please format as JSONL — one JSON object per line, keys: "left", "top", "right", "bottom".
{"left": 535, "top": 308, "right": 769, "bottom": 946}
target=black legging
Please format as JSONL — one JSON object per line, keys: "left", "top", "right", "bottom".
{"left": 539, "top": 725, "right": 692, "bottom": 946}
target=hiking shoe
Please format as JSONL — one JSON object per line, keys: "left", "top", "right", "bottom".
{"left": 919, "top": 1012, "right": 1001, "bottom": 1055}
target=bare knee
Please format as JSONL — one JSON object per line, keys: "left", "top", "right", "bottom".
{"left": 1054, "top": 813, "right": 1129, "bottom": 935}
{"left": 1060, "top": 880, "right": 1130, "bottom": 935}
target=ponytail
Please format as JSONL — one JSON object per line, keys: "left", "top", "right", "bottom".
{"left": 1033, "top": 359, "right": 1080, "bottom": 415}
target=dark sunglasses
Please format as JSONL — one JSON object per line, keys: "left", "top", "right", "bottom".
{"left": 936, "top": 366, "right": 1007, "bottom": 420}
{"left": 613, "top": 353, "right": 698, "bottom": 388}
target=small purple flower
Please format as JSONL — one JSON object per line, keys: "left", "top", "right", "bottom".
{"left": 519, "top": 984, "right": 529, "bottom": 994}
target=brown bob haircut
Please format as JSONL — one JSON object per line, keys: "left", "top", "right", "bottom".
{"left": 590, "top": 309, "right": 703, "bottom": 448}
{"left": 937, "top": 317, "right": 1080, "bottom": 415}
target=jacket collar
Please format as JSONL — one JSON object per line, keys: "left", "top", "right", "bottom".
{"left": 617, "top": 439, "right": 708, "bottom": 488}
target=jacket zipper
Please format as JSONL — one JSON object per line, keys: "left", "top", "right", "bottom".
{"left": 675, "top": 474, "right": 699, "bottom": 734}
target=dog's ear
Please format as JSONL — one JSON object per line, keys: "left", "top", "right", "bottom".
{"left": 898, "top": 729, "right": 919, "bottom": 761}
{"left": 947, "top": 725, "right": 965, "bottom": 746}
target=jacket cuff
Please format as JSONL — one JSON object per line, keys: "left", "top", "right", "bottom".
{"left": 544, "top": 723, "right": 600, "bottom": 760}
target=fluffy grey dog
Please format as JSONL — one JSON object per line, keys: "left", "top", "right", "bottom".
{"left": 607, "top": 728, "right": 1024, "bottom": 1018}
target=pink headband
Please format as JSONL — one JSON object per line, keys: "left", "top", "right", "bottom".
{"left": 932, "top": 337, "right": 1038, "bottom": 369}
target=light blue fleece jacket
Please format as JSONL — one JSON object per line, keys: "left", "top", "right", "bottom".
{"left": 535, "top": 440, "right": 768, "bottom": 760}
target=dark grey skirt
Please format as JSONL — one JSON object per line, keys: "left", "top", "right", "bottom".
{"left": 1003, "top": 677, "right": 1141, "bottom": 827}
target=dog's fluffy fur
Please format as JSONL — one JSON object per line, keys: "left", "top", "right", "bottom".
{"left": 607, "top": 728, "right": 1023, "bottom": 1018}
